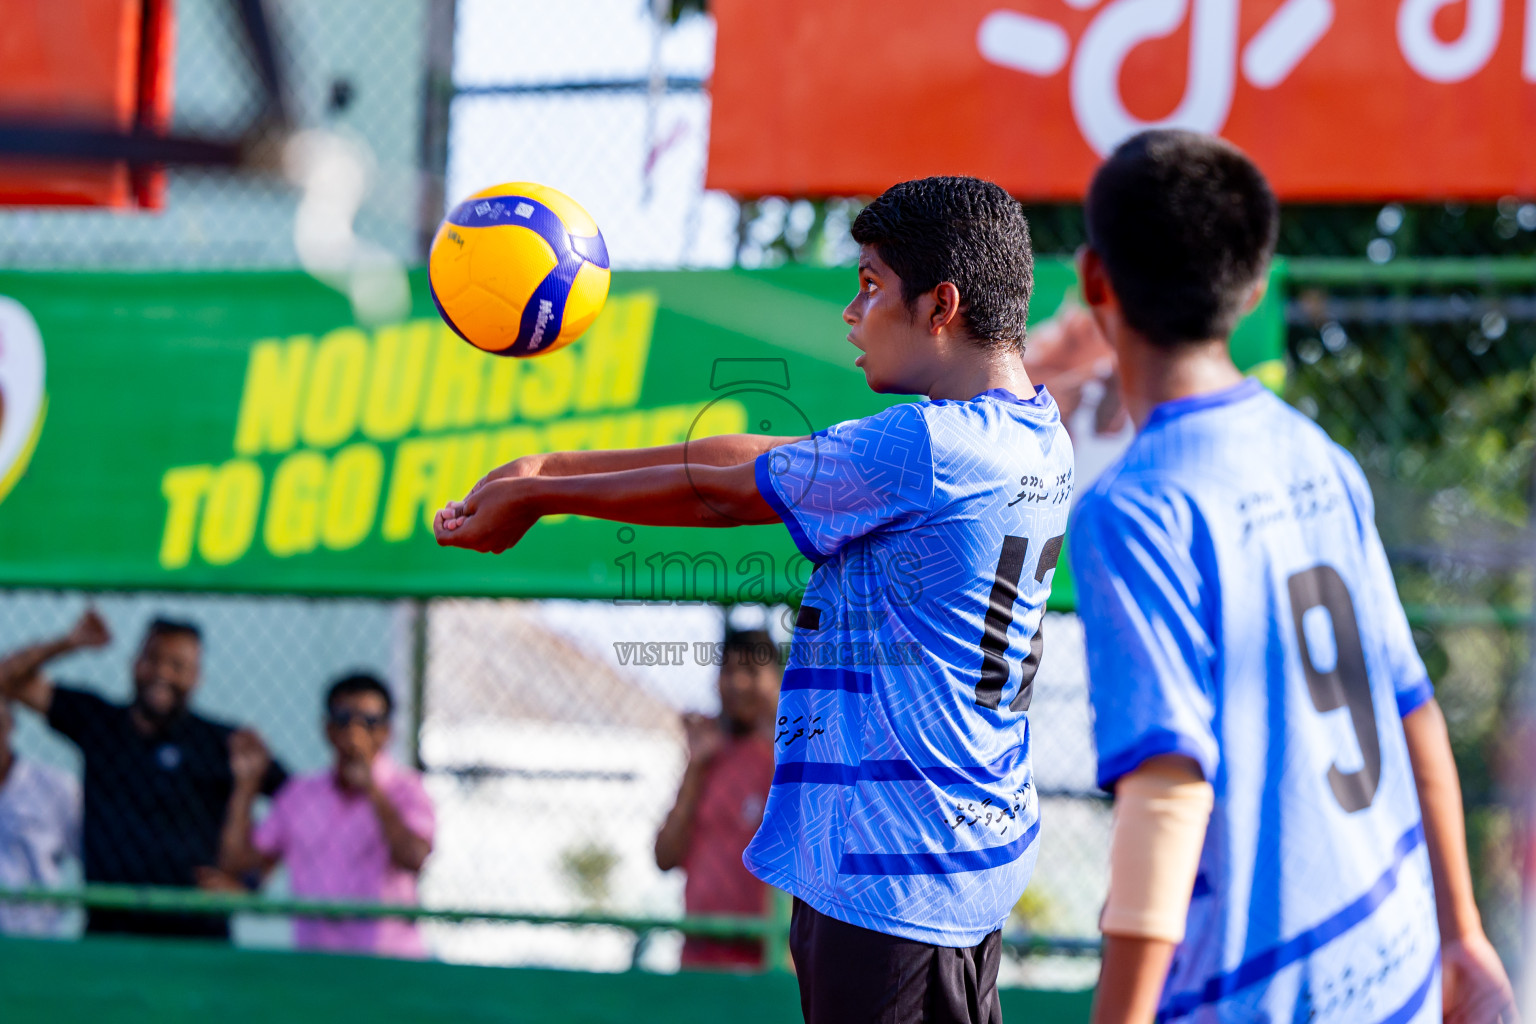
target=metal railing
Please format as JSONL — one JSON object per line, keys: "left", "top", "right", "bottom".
{"left": 0, "top": 885, "right": 1103, "bottom": 970}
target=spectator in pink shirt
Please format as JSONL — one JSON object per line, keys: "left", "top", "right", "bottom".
{"left": 219, "top": 673, "right": 434, "bottom": 958}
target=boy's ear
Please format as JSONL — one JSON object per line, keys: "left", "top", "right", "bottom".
{"left": 1076, "top": 246, "right": 1113, "bottom": 309}
{"left": 930, "top": 281, "right": 963, "bottom": 335}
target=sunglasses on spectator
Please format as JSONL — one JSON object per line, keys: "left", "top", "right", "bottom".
{"left": 328, "top": 709, "right": 389, "bottom": 730}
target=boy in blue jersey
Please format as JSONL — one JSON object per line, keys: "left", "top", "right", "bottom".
{"left": 1070, "top": 131, "right": 1518, "bottom": 1024}
{"left": 435, "top": 177, "right": 1071, "bottom": 1023}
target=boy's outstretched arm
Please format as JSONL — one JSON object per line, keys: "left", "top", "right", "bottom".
{"left": 434, "top": 460, "right": 778, "bottom": 553}
{"left": 1403, "top": 698, "right": 1520, "bottom": 1024}
{"left": 470, "top": 434, "right": 807, "bottom": 491}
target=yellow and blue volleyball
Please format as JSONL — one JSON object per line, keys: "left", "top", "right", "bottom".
{"left": 428, "top": 182, "right": 611, "bottom": 357}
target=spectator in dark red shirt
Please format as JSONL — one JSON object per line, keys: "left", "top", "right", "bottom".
{"left": 655, "top": 629, "right": 781, "bottom": 969}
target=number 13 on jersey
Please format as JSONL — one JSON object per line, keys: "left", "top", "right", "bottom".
{"left": 974, "top": 533, "right": 1064, "bottom": 712}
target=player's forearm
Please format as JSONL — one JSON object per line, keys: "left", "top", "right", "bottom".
{"left": 533, "top": 435, "right": 803, "bottom": 476}
{"left": 1403, "top": 698, "right": 1483, "bottom": 941}
{"left": 437, "top": 458, "right": 778, "bottom": 552}
{"left": 527, "top": 463, "right": 776, "bottom": 527}
{"left": 1093, "top": 756, "right": 1211, "bottom": 1022}
{"left": 1093, "top": 935, "right": 1178, "bottom": 1024}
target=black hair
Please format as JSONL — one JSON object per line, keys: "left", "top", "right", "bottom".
{"left": 325, "top": 672, "right": 395, "bottom": 717}
{"left": 145, "top": 617, "right": 202, "bottom": 645}
{"left": 850, "top": 176, "right": 1034, "bottom": 350}
{"left": 723, "top": 628, "right": 781, "bottom": 668}
{"left": 1085, "top": 130, "right": 1278, "bottom": 349}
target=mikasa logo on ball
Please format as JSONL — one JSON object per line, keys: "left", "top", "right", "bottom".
{"left": 0, "top": 296, "right": 46, "bottom": 507}
{"left": 529, "top": 299, "right": 555, "bottom": 347}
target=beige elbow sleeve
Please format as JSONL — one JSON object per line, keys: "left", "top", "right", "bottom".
{"left": 1100, "top": 758, "right": 1215, "bottom": 944}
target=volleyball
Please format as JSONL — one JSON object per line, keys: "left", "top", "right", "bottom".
{"left": 427, "top": 182, "right": 611, "bottom": 357}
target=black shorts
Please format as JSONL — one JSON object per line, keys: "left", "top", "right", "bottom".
{"left": 788, "top": 898, "right": 1003, "bottom": 1024}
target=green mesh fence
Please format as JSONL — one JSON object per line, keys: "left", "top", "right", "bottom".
{"left": 0, "top": 0, "right": 1530, "bottom": 990}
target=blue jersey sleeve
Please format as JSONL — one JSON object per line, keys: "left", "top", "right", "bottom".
{"left": 1070, "top": 487, "right": 1220, "bottom": 789}
{"left": 754, "top": 402, "right": 935, "bottom": 563}
{"left": 1335, "top": 450, "right": 1433, "bottom": 717}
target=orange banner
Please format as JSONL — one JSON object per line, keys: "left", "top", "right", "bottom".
{"left": 0, "top": 0, "right": 173, "bottom": 208}
{"left": 707, "top": 0, "right": 1536, "bottom": 200}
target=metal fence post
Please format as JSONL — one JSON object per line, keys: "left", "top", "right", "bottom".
{"left": 406, "top": 597, "right": 429, "bottom": 771}
{"left": 416, "top": 0, "right": 458, "bottom": 260}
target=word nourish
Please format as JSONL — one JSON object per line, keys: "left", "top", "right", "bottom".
{"left": 154, "top": 293, "right": 743, "bottom": 570}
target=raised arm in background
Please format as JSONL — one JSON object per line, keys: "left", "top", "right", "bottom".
{"left": 655, "top": 713, "right": 727, "bottom": 871}
{"left": 218, "top": 729, "right": 280, "bottom": 878}
{"left": 0, "top": 609, "right": 111, "bottom": 714}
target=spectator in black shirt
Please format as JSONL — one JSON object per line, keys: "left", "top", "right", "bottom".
{"left": 0, "top": 609, "right": 286, "bottom": 940}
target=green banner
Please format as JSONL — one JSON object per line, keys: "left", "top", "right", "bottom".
{"left": 0, "top": 263, "right": 1282, "bottom": 603}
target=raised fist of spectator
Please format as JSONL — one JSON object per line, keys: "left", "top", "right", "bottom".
{"left": 682, "top": 712, "right": 725, "bottom": 766}
{"left": 65, "top": 609, "right": 111, "bottom": 651}
{"left": 338, "top": 755, "right": 375, "bottom": 792}
{"left": 228, "top": 729, "right": 271, "bottom": 791}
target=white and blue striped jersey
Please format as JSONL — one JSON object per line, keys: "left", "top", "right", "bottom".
{"left": 1071, "top": 379, "right": 1440, "bottom": 1023}
{"left": 748, "top": 387, "right": 1073, "bottom": 946}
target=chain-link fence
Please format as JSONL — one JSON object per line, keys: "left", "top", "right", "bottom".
{"left": 1285, "top": 260, "right": 1536, "bottom": 964}
{"left": 0, "top": 0, "right": 1533, "bottom": 990}
{"left": 0, "top": 0, "right": 440, "bottom": 271}
{"left": 0, "top": 592, "right": 1105, "bottom": 983}
{"left": 0, "top": 593, "right": 728, "bottom": 969}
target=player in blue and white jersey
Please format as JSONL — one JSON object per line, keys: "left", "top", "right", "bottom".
{"left": 434, "top": 176, "right": 1071, "bottom": 1023}
{"left": 1069, "top": 131, "right": 1517, "bottom": 1024}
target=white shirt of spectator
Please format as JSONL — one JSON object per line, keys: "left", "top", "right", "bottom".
{"left": 0, "top": 758, "right": 81, "bottom": 937}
